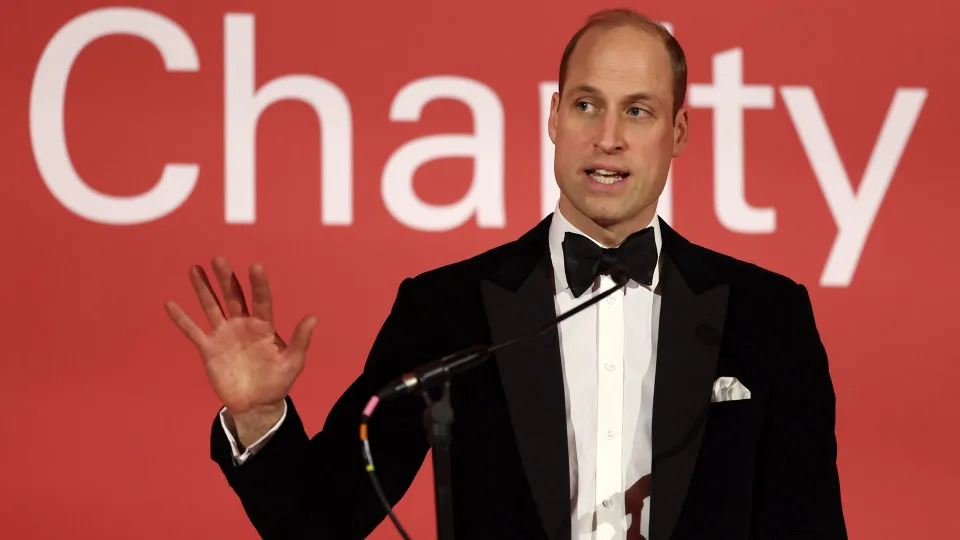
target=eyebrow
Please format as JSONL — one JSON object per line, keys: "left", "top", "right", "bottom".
{"left": 570, "top": 84, "right": 660, "bottom": 105}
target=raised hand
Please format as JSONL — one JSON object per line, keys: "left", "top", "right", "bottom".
{"left": 165, "top": 257, "right": 317, "bottom": 444}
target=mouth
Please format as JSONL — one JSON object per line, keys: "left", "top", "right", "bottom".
{"left": 585, "top": 168, "right": 630, "bottom": 185}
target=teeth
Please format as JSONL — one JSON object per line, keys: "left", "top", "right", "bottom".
{"left": 587, "top": 169, "right": 628, "bottom": 184}
{"left": 589, "top": 172, "right": 624, "bottom": 184}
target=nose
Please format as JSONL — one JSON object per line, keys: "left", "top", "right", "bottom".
{"left": 595, "top": 110, "right": 625, "bottom": 153}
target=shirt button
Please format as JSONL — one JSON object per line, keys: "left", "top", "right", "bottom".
{"left": 606, "top": 295, "right": 617, "bottom": 305}
{"left": 604, "top": 363, "right": 616, "bottom": 372}
{"left": 602, "top": 498, "right": 614, "bottom": 508}
{"left": 605, "top": 430, "right": 615, "bottom": 440}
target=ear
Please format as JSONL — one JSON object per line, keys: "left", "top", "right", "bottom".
{"left": 672, "top": 106, "right": 689, "bottom": 158}
{"left": 548, "top": 92, "right": 560, "bottom": 144}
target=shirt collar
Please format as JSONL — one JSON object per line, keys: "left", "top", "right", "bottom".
{"left": 548, "top": 202, "right": 663, "bottom": 294}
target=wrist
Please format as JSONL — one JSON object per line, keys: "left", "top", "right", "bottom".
{"left": 227, "top": 400, "right": 286, "bottom": 449}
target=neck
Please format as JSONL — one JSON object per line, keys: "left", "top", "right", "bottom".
{"left": 558, "top": 196, "right": 657, "bottom": 247}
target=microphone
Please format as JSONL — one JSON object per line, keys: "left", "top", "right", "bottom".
{"left": 362, "top": 266, "right": 632, "bottom": 540}
{"left": 375, "top": 345, "right": 489, "bottom": 401}
{"left": 374, "top": 265, "right": 631, "bottom": 401}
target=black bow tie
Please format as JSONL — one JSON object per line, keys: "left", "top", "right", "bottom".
{"left": 561, "top": 228, "right": 658, "bottom": 298}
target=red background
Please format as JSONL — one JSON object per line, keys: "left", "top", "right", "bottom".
{"left": 2, "top": 1, "right": 958, "bottom": 538}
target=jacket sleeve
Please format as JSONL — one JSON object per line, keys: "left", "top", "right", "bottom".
{"left": 751, "top": 283, "right": 848, "bottom": 539}
{"left": 209, "top": 277, "right": 433, "bottom": 539}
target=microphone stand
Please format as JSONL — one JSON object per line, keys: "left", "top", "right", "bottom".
{"left": 422, "top": 379, "right": 458, "bottom": 540}
{"left": 368, "top": 268, "right": 630, "bottom": 540}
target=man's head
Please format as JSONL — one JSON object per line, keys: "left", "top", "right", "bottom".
{"left": 548, "top": 9, "right": 689, "bottom": 244}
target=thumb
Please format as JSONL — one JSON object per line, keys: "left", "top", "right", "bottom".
{"left": 288, "top": 315, "right": 318, "bottom": 355}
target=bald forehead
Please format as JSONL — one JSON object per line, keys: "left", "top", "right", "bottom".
{"left": 571, "top": 25, "right": 671, "bottom": 79}
{"left": 565, "top": 25, "right": 674, "bottom": 105}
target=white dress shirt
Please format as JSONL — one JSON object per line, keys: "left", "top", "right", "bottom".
{"left": 220, "top": 206, "right": 663, "bottom": 540}
{"left": 549, "top": 206, "right": 661, "bottom": 540}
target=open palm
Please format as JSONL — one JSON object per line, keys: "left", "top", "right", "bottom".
{"left": 165, "top": 257, "right": 317, "bottom": 415}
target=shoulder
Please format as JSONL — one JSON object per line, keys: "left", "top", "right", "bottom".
{"left": 401, "top": 217, "right": 551, "bottom": 297}
{"left": 402, "top": 243, "right": 512, "bottom": 293}
{"left": 675, "top": 235, "right": 825, "bottom": 361}
{"left": 662, "top": 221, "right": 811, "bottom": 318}
{"left": 696, "top": 242, "right": 802, "bottom": 297}
{"left": 380, "top": 224, "right": 548, "bottom": 345}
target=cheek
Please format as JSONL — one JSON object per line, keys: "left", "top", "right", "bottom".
{"left": 555, "top": 130, "right": 592, "bottom": 168}
{"left": 629, "top": 128, "right": 675, "bottom": 166}
{"left": 558, "top": 115, "right": 596, "bottom": 144}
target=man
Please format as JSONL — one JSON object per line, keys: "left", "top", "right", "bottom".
{"left": 166, "top": 8, "right": 847, "bottom": 540}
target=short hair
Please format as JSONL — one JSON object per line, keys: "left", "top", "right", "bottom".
{"left": 558, "top": 9, "right": 687, "bottom": 118}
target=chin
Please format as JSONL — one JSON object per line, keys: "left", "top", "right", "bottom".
{"left": 591, "top": 213, "right": 630, "bottom": 228}
{"left": 582, "top": 206, "right": 631, "bottom": 226}
{"left": 588, "top": 198, "right": 654, "bottom": 226}
{"left": 561, "top": 188, "right": 647, "bottom": 225}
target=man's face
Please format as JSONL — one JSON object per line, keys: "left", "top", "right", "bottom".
{"left": 549, "top": 25, "right": 688, "bottom": 233}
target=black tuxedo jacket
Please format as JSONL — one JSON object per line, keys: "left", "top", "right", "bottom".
{"left": 210, "top": 215, "right": 847, "bottom": 540}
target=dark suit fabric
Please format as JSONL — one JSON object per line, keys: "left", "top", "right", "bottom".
{"left": 210, "top": 215, "right": 846, "bottom": 540}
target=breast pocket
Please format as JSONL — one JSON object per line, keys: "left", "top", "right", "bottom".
{"left": 700, "top": 399, "right": 761, "bottom": 461}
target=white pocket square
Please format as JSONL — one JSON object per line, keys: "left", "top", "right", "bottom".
{"left": 711, "top": 376, "right": 751, "bottom": 403}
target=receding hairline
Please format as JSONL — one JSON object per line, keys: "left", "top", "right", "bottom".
{"left": 557, "top": 9, "right": 687, "bottom": 117}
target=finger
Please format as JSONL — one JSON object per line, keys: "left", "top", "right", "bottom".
{"left": 249, "top": 263, "right": 274, "bottom": 323}
{"left": 189, "top": 265, "right": 227, "bottom": 329}
{"left": 211, "top": 256, "right": 250, "bottom": 317}
{"left": 164, "top": 300, "right": 208, "bottom": 350}
{"left": 287, "top": 315, "right": 318, "bottom": 356}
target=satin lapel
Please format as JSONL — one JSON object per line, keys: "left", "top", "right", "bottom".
{"left": 650, "top": 238, "right": 730, "bottom": 540}
{"left": 481, "top": 251, "right": 571, "bottom": 540}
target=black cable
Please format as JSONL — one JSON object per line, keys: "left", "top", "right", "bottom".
{"left": 360, "top": 414, "right": 413, "bottom": 540}
{"left": 361, "top": 269, "right": 630, "bottom": 538}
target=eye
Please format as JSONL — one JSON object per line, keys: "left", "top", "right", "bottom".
{"left": 626, "top": 106, "right": 650, "bottom": 117}
{"left": 576, "top": 100, "right": 594, "bottom": 112}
